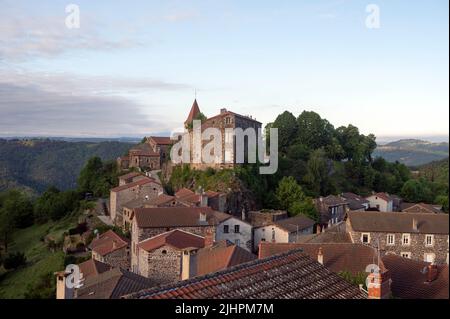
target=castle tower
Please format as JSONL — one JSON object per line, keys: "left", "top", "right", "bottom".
{"left": 185, "top": 99, "right": 201, "bottom": 127}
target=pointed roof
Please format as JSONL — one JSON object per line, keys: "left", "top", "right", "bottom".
{"left": 184, "top": 99, "right": 201, "bottom": 125}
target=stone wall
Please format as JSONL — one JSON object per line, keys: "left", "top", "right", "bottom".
{"left": 93, "top": 247, "right": 130, "bottom": 270}
{"left": 138, "top": 246, "right": 181, "bottom": 284}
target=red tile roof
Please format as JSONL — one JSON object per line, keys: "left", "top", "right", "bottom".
{"left": 90, "top": 230, "right": 129, "bottom": 257}
{"left": 382, "top": 254, "right": 449, "bottom": 299}
{"left": 185, "top": 99, "right": 201, "bottom": 124}
{"left": 78, "top": 259, "right": 112, "bottom": 280}
{"left": 138, "top": 230, "right": 205, "bottom": 252}
{"left": 402, "top": 203, "right": 443, "bottom": 214}
{"left": 367, "top": 192, "right": 393, "bottom": 202}
{"left": 110, "top": 177, "right": 159, "bottom": 192}
{"left": 148, "top": 136, "right": 173, "bottom": 145}
{"left": 124, "top": 248, "right": 366, "bottom": 299}
{"left": 273, "top": 214, "right": 316, "bottom": 233}
{"left": 259, "top": 243, "right": 385, "bottom": 275}
{"left": 196, "top": 241, "right": 256, "bottom": 276}
{"left": 129, "top": 143, "right": 159, "bottom": 157}
{"left": 133, "top": 207, "right": 231, "bottom": 228}
{"left": 174, "top": 188, "right": 195, "bottom": 199}
{"left": 118, "top": 172, "right": 142, "bottom": 181}
{"left": 347, "top": 211, "right": 449, "bottom": 234}
{"left": 145, "top": 193, "right": 176, "bottom": 206}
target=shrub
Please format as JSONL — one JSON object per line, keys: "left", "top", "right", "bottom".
{"left": 3, "top": 252, "right": 27, "bottom": 270}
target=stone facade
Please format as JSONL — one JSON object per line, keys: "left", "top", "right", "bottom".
{"left": 247, "top": 210, "right": 288, "bottom": 227}
{"left": 131, "top": 222, "right": 216, "bottom": 272}
{"left": 92, "top": 246, "right": 130, "bottom": 270}
{"left": 137, "top": 245, "right": 182, "bottom": 284}
{"left": 110, "top": 180, "right": 163, "bottom": 226}
{"left": 347, "top": 219, "right": 449, "bottom": 265}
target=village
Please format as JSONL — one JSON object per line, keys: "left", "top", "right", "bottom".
{"left": 54, "top": 100, "right": 449, "bottom": 300}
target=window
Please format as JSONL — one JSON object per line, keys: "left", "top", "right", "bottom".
{"left": 402, "top": 234, "right": 411, "bottom": 246}
{"left": 223, "top": 225, "right": 229, "bottom": 233}
{"left": 161, "top": 250, "right": 167, "bottom": 255}
{"left": 261, "top": 238, "right": 266, "bottom": 242}
{"left": 425, "top": 235, "right": 434, "bottom": 247}
{"left": 401, "top": 252, "right": 411, "bottom": 259}
{"left": 387, "top": 234, "right": 395, "bottom": 246}
{"left": 234, "top": 225, "right": 240, "bottom": 233}
{"left": 361, "top": 233, "right": 370, "bottom": 244}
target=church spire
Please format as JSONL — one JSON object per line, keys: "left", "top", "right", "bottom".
{"left": 185, "top": 99, "right": 201, "bottom": 125}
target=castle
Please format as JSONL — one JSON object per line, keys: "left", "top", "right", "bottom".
{"left": 117, "top": 99, "right": 261, "bottom": 171}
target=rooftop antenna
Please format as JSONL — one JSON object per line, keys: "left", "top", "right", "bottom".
{"left": 194, "top": 88, "right": 197, "bottom": 100}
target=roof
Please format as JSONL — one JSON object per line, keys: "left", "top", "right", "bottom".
{"left": 402, "top": 203, "right": 443, "bottom": 214}
{"left": 138, "top": 230, "right": 205, "bottom": 252}
{"left": 341, "top": 193, "right": 369, "bottom": 210}
{"left": 185, "top": 99, "right": 201, "bottom": 124}
{"left": 123, "top": 197, "right": 147, "bottom": 209}
{"left": 148, "top": 136, "right": 173, "bottom": 145}
{"left": 259, "top": 243, "right": 385, "bottom": 275}
{"left": 316, "top": 195, "right": 348, "bottom": 207}
{"left": 78, "top": 259, "right": 112, "bottom": 280}
{"left": 382, "top": 254, "right": 449, "bottom": 299}
{"left": 129, "top": 143, "right": 159, "bottom": 157}
{"left": 133, "top": 207, "right": 231, "bottom": 228}
{"left": 124, "top": 248, "right": 366, "bottom": 299}
{"left": 296, "top": 230, "right": 352, "bottom": 244}
{"left": 174, "top": 188, "right": 195, "bottom": 199}
{"left": 145, "top": 193, "right": 176, "bottom": 206}
{"left": 110, "top": 177, "right": 159, "bottom": 192}
{"left": 196, "top": 241, "right": 257, "bottom": 276}
{"left": 76, "top": 268, "right": 154, "bottom": 299}
{"left": 118, "top": 172, "right": 142, "bottom": 181}
{"left": 90, "top": 230, "right": 129, "bottom": 257}
{"left": 347, "top": 211, "right": 449, "bottom": 234}
{"left": 366, "top": 192, "right": 393, "bottom": 202}
{"left": 205, "top": 110, "right": 262, "bottom": 125}
{"left": 274, "top": 214, "right": 316, "bottom": 233}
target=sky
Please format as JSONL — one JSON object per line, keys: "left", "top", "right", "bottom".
{"left": 0, "top": 0, "right": 448, "bottom": 141}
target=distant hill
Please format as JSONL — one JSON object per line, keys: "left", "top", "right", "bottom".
{"left": 0, "top": 139, "right": 133, "bottom": 194}
{"left": 374, "top": 139, "right": 449, "bottom": 166}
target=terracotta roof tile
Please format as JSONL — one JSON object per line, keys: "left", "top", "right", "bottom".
{"left": 382, "top": 254, "right": 449, "bottom": 299}
{"left": 185, "top": 99, "right": 201, "bottom": 124}
{"left": 148, "top": 136, "right": 173, "bottom": 145}
{"left": 347, "top": 211, "right": 449, "bottom": 234}
{"left": 133, "top": 207, "right": 231, "bottom": 228}
{"left": 78, "top": 259, "right": 112, "bottom": 280}
{"left": 90, "top": 230, "right": 129, "bottom": 257}
{"left": 138, "top": 229, "right": 205, "bottom": 252}
{"left": 110, "top": 177, "right": 159, "bottom": 192}
{"left": 124, "top": 248, "right": 366, "bottom": 299}
{"left": 274, "top": 215, "right": 316, "bottom": 233}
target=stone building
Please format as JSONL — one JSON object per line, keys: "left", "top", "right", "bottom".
{"left": 128, "top": 143, "right": 161, "bottom": 170}
{"left": 346, "top": 211, "right": 449, "bottom": 264}
{"left": 183, "top": 99, "right": 262, "bottom": 170}
{"left": 147, "top": 136, "right": 174, "bottom": 165}
{"left": 174, "top": 187, "right": 227, "bottom": 212}
{"left": 118, "top": 172, "right": 147, "bottom": 186}
{"left": 109, "top": 176, "right": 163, "bottom": 226}
{"left": 90, "top": 230, "right": 130, "bottom": 270}
{"left": 402, "top": 203, "right": 443, "bottom": 214}
{"left": 136, "top": 229, "right": 206, "bottom": 283}
{"left": 253, "top": 214, "right": 315, "bottom": 252}
{"left": 314, "top": 195, "right": 348, "bottom": 227}
{"left": 130, "top": 207, "right": 231, "bottom": 272}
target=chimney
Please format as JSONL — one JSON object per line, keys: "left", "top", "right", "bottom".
{"left": 200, "top": 192, "right": 208, "bottom": 207}
{"left": 241, "top": 208, "right": 246, "bottom": 221}
{"left": 181, "top": 248, "right": 198, "bottom": 280}
{"left": 367, "top": 270, "right": 391, "bottom": 299}
{"left": 220, "top": 108, "right": 227, "bottom": 114}
{"left": 412, "top": 218, "right": 418, "bottom": 232}
{"left": 427, "top": 263, "right": 438, "bottom": 282}
{"left": 55, "top": 272, "right": 73, "bottom": 299}
{"left": 199, "top": 212, "right": 207, "bottom": 223}
{"left": 317, "top": 247, "right": 324, "bottom": 265}
{"left": 316, "top": 224, "right": 321, "bottom": 234}
{"left": 204, "top": 229, "right": 214, "bottom": 247}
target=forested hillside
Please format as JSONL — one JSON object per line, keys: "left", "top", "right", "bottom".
{"left": 0, "top": 139, "right": 132, "bottom": 194}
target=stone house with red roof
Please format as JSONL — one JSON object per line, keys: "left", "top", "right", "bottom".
{"left": 346, "top": 211, "right": 449, "bottom": 264}
{"left": 174, "top": 187, "right": 227, "bottom": 212}
{"left": 90, "top": 230, "right": 130, "bottom": 270}
{"left": 109, "top": 176, "right": 163, "bottom": 226}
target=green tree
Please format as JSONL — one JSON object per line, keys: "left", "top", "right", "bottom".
{"left": 401, "top": 179, "right": 433, "bottom": 203}
{"left": 296, "top": 111, "right": 335, "bottom": 150}
{"left": 289, "top": 198, "right": 319, "bottom": 222}
{"left": 272, "top": 111, "right": 298, "bottom": 153}
{"left": 276, "top": 176, "right": 306, "bottom": 211}
{"left": 303, "top": 149, "right": 333, "bottom": 196}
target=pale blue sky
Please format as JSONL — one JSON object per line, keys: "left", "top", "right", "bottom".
{"left": 0, "top": 0, "right": 448, "bottom": 140}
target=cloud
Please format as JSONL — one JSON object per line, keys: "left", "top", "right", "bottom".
{"left": 0, "top": 7, "right": 141, "bottom": 62}
{"left": 163, "top": 11, "right": 199, "bottom": 22}
{"left": 0, "top": 81, "right": 178, "bottom": 137}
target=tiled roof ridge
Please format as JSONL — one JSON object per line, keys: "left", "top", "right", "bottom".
{"left": 126, "top": 247, "right": 311, "bottom": 298}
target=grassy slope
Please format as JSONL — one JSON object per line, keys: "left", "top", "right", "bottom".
{"left": 0, "top": 214, "right": 78, "bottom": 298}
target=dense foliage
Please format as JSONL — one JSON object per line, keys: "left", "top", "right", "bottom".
{"left": 0, "top": 139, "right": 131, "bottom": 194}
{"left": 77, "top": 157, "right": 120, "bottom": 197}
